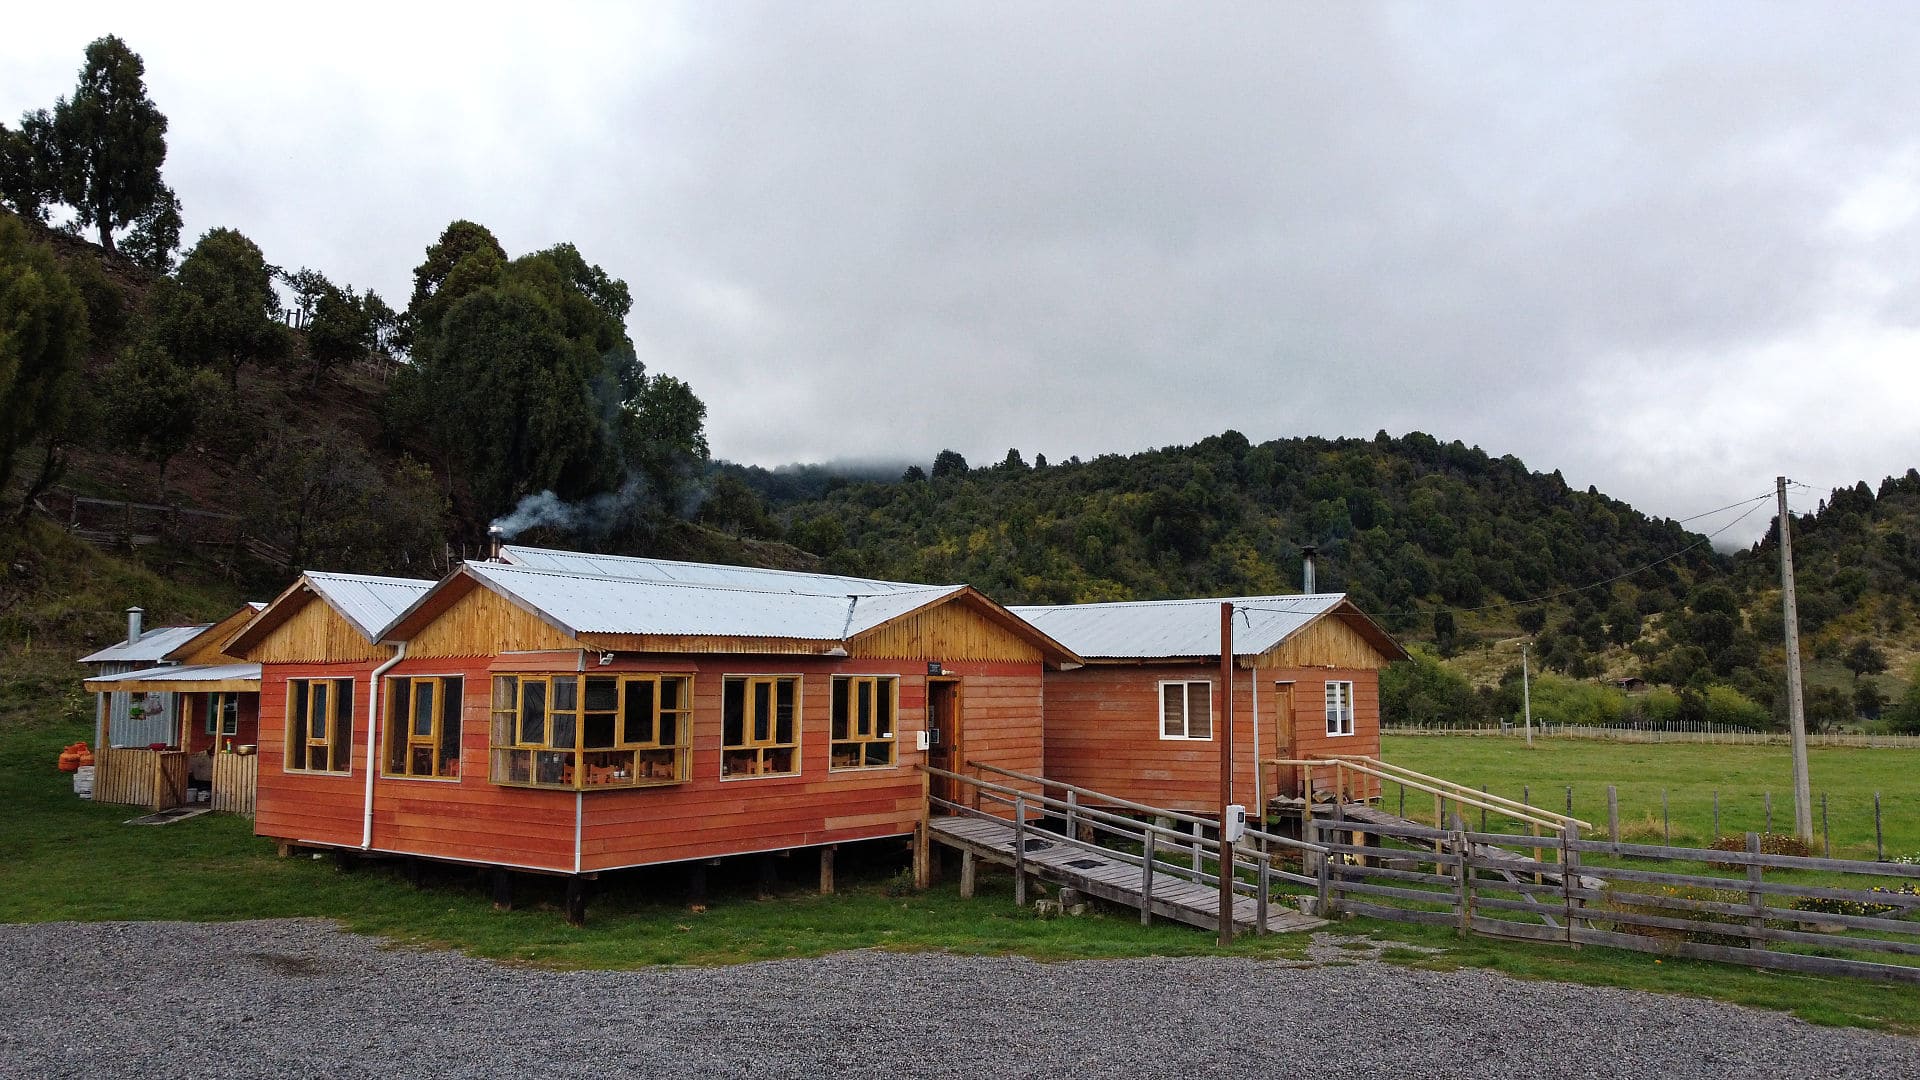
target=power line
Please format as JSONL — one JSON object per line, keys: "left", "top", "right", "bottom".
{"left": 1237, "top": 490, "right": 1775, "bottom": 621}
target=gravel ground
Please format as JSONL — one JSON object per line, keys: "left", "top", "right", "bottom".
{"left": 2, "top": 920, "right": 1916, "bottom": 1079}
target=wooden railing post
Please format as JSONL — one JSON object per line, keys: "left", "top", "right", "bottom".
{"left": 1255, "top": 853, "right": 1270, "bottom": 935}
{"left": 1453, "top": 828, "right": 1472, "bottom": 936}
{"left": 1013, "top": 795, "right": 1028, "bottom": 907}
{"left": 1562, "top": 822, "right": 1581, "bottom": 945}
{"left": 1314, "top": 819, "right": 1333, "bottom": 918}
{"left": 1141, "top": 829, "right": 1156, "bottom": 927}
{"left": 1066, "top": 789, "right": 1078, "bottom": 841}
{"left": 1745, "top": 832, "right": 1765, "bottom": 951}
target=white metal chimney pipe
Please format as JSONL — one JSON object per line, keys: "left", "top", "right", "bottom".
{"left": 126, "top": 606, "right": 144, "bottom": 645}
{"left": 488, "top": 526, "right": 504, "bottom": 562}
{"left": 1301, "top": 547, "right": 1317, "bottom": 594}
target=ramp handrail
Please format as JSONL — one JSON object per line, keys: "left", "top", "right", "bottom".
{"left": 964, "top": 759, "right": 1319, "bottom": 855}
{"left": 1266, "top": 755, "right": 1591, "bottom": 834}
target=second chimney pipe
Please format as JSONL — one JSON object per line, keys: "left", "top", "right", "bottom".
{"left": 126, "top": 606, "right": 144, "bottom": 646}
{"left": 488, "top": 526, "right": 504, "bottom": 563}
{"left": 1301, "top": 546, "right": 1317, "bottom": 594}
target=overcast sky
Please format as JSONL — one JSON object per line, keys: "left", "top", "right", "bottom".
{"left": 7, "top": 3, "right": 1918, "bottom": 546}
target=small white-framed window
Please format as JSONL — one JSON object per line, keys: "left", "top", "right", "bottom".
{"left": 1325, "top": 680, "right": 1355, "bottom": 737}
{"left": 1159, "top": 680, "right": 1213, "bottom": 740}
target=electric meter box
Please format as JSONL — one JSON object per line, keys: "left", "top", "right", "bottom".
{"left": 1224, "top": 804, "right": 1247, "bottom": 843}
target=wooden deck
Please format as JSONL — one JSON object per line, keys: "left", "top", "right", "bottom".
{"left": 929, "top": 814, "right": 1326, "bottom": 934}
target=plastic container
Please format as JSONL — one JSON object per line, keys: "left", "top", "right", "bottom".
{"left": 73, "top": 765, "right": 95, "bottom": 800}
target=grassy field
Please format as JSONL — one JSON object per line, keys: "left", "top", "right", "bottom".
{"left": 5, "top": 714, "right": 1920, "bottom": 1030}
{"left": 1381, "top": 734, "right": 1920, "bottom": 859}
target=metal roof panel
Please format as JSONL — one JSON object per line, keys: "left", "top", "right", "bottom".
{"left": 79, "top": 624, "right": 211, "bottom": 665}
{"left": 304, "top": 572, "right": 436, "bottom": 640}
{"left": 1009, "top": 594, "right": 1350, "bottom": 659}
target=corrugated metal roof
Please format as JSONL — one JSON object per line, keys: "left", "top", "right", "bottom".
{"left": 79, "top": 624, "right": 210, "bottom": 665}
{"left": 305, "top": 571, "right": 435, "bottom": 640}
{"left": 468, "top": 562, "right": 963, "bottom": 641}
{"left": 499, "top": 544, "right": 931, "bottom": 594}
{"left": 84, "top": 662, "right": 261, "bottom": 688}
{"left": 1009, "top": 594, "right": 1350, "bottom": 660}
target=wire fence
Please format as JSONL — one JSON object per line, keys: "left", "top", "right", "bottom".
{"left": 1383, "top": 722, "right": 1920, "bottom": 749}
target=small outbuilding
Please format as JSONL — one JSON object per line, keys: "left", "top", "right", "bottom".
{"left": 1011, "top": 594, "right": 1408, "bottom": 816}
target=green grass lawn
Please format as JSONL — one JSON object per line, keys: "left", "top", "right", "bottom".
{"left": 1381, "top": 734, "right": 1920, "bottom": 859}
{"left": 8, "top": 711, "right": 1920, "bottom": 1029}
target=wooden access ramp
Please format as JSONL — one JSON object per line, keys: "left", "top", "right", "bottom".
{"left": 921, "top": 763, "right": 1328, "bottom": 935}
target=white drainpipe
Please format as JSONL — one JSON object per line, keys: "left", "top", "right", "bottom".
{"left": 362, "top": 641, "right": 407, "bottom": 849}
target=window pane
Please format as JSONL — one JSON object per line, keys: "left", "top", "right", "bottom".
{"left": 584, "top": 676, "right": 618, "bottom": 712}
{"left": 336, "top": 680, "right": 354, "bottom": 725}
{"left": 856, "top": 680, "right": 872, "bottom": 738}
{"left": 583, "top": 711, "right": 616, "bottom": 749}
{"left": 221, "top": 694, "right": 239, "bottom": 735}
{"left": 752, "top": 682, "right": 772, "bottom": 743}
{"left": 390, "top": 678, "right": 411, "bottom": 736}
{"left": 413, "top": 682, "right": 435, "bottom": 738}
{"left": 1189, "top": 684, "right": 1211, "bottom": 739}
{"left": 521, "top": 681, "right": 547, "bottom": 745}
{"left": 552, "top": 709, "right": 577, "bottom": 751}
{"left": 865, "top": 741, "right": 891, "bottom": 767}
{"left": 552, "top": 676, "right": 577, "bottom": 712}
{"left": 723, "top": 680, "right": 745, "bottom": 748}
{"left": 311, "top": 682, "right": 329, "bottom": 740}
{"left": 1162, "top": 683, "right": 1182, "bottom": 737}
{"left": 660, "top": 677, "right": 681, "bottom": 712}
{"left": 876, "top": 683, "right": 893, "bottom": 737}
{"left": 623, "top": 680, "right": 656, "bottom": 745}
{"left": 439, "top": 680, "right": 463, "bottom": 773}
{"left": 831, "top": 680, "right": 849, "bottom": 741}
{"left": 290, "top": 683, "right": 310, "bottom": 769}
{"left": 492, "top": 676, "right": 518, "bottom": 711}
{"left": 774, "top": 679, "right": 795, "bottom": 744}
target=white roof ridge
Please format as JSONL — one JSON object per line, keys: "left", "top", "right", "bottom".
{"left": 305, "top": 570, "right": 436, "bottom": 587}
{"left": 1012, "top": 593, "right": 1346, "bottom": 612}
{"left": 472, "top": 560, "right": 962, "bottom": 600}
{"left": 500, "top": 544, "right": 919, "bottom": 591}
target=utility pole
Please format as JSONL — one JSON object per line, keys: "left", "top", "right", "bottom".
{"left": 1778, "top": 476, "right": 1813, "bottom": 841}
{"left": 1522, "top": 641, "right": 1533, "bottom": 747}
{"left": 1218, "top": 602, "right": 1235, "bottom": 947}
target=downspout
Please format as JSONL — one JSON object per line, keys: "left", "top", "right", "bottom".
{"left": 362, "top": 641, "right": 407, "bottom": 849}
{"left": 1251, "top": 653, "right": 1262, "bottom": 817}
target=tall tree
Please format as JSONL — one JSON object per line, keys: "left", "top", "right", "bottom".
{"left": 51, "top": 35, "right": 170, "bottom": 253}
{"left": 0, "top": 110, "right": 61, "bottom": 222}
{"left": 151, "top": 227, "right": 283, "bottom": 387}
{"left": 0, "top": 216, "right": 88, "bottom": 513}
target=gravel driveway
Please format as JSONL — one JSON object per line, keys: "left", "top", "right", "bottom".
{"left": 2, "top": 920, "right": 1915, "bottom": 1079}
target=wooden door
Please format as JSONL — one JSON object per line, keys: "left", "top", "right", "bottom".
{"left": 1272, "top": 681, "right": 1298, "bottom": 798}
{"left": 926, "top": 679, "right": 962, "bottom": 810}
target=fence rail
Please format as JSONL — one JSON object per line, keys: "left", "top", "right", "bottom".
{"left": 1316, "top": 817, "right": 1920, "bottom": 984}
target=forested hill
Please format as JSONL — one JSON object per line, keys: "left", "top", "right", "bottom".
{"left": 714, "top": 431, "right": 1721, "bottom": 617}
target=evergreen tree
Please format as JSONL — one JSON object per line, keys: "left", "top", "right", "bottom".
{"left": 50, "top": 36, "right": 171, "bottom": 253}
{"left": 151, "top": 227, "right": 284, "bottom": 388}
{"left": 0, "top": 216, "right": 88, "bottom": 513}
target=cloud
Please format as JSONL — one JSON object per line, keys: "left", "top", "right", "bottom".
{"left": 7, "top": 2, "right": 1920, "bottom": 546}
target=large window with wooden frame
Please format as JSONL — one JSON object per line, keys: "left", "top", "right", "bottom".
{"left": 831, "top": 676, "right": 897, "bottom": 769}
{"left": 286, "top": 678, "right": 354, "bottom": 773}
{"left": 1325, "top": 680, "right": 1355, "bottom": 737}
{"left": 722, "top": 675, "right": 800, "bottom": 778}
{"left": 203, "top": 692, "right": 240, "bottom": 736}
{"left": 489, "top": 674, "right": 691, "bottom": 790}
{"left": 1159, "top": 680, "right": 1212, "bottom": 740}
{"left": 385, "top": 676, "right": 464, "bottom": 779}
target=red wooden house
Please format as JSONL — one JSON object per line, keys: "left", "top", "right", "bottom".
{"left": 1011, "top": 594, "right": 1407, "bottom": 816}
{"left": 222, "top": 571, "right": 437, "bottom": 846}
{"left": 227, "top": 546, "right": 1076, "bottom": 903}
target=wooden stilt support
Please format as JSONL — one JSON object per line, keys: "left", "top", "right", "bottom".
{"left": 687, "top": 864, "right": 708, "bottom": 913}
{"left": 565, "top": 877, "right": 588, "bottom": 927}
{"left": 757, "top": 854, "right": 779, "bottom": 900}
{"left": 818, "top": 845, "right": 836, "bottom": 896}
{"left": 404, "top": 856, "right": 423, "bottom": 887}
{"left": 959, "top": 849, "right": 976, "bottom": 899}
{"left": 491, "top": 869, "right": 514, "bottom": 912}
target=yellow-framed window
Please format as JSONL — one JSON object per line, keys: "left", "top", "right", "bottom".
{"left": 385, "top": 676, "right": 464, "bottom": 779}
{"left": 286, "top": 678, "right": 353, "bottom": 773}
{"left": 721, "top": 675, "right": 800, "bottom": 778}
{"left": 488, "top": 673, "right": 692, "bottom": 790}
{"left": 830, "top": 676, "right": 897, "bottom": 769}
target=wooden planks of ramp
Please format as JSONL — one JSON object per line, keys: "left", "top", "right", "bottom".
{"left": 929, "top": 815, "right": 1326, "bottom": 934}
{"left": 1335, "top": 802, "right": 1607, "bottom": 893}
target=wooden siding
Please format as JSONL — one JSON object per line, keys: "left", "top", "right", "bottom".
{"left": 261, "top": 649, "right": 1047, "bottom": 873}
{"left": 1041, "top": 663, "right": 1382, "bottom": 814}
{"left": 1265, "top": 667, "right": 1383, "bottom": 801}
{"left": 1250, "top": 614, "right": 1394, "bottom": 670}
{"left": 92, "top": 747, "right": 188, "bottom": 810}
{"left": 173, "top": 606, "right": 258, "bottom": 665}
{"left": 249, "top": 600, "right": 392, "bottom": 664}
{"left": 253, "top": 661, "right": 383, "bottom": 849}
{"left": 849, "top": 599, "right": 1044, "bottom": 664}
{"left": 405, "top": 584, "right": 577, "bottom": 658}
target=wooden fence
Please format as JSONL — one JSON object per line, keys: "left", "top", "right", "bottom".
{"left": 211, "top": 752, "right": 258, "bottom": 816}
{"left": 1383, "top": 724, "right": 1920, "bottom": 748}
{"left": 93, "top": 747, "right": 187, "bottom": 811}
{"left": 1314, "top": 814, "right": 1920, "bottom": 984}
